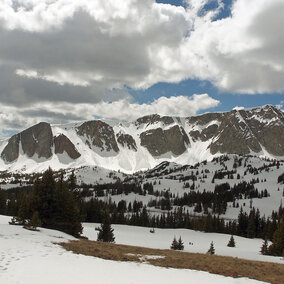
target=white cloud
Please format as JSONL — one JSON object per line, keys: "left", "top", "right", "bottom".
{"left": 15, "top": 69, "right": 91, "bottom": 86}
{"left": 0, "top": 94, "right": 219, "bottom": 138}
{"left": 0, "top": 0, "right": 282, "bottom": 94}
{"left": 0, "top": 0, "right": 283, "bottom": 138}
{"left": 233, "top": 106, "right": 245, "bottom": 111}
{"left": 90, "top": 93, "right": 219, "bottom": 120}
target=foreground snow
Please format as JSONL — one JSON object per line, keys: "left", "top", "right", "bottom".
{"left": 0, "top": 216, "right": 268, "bottom": 284}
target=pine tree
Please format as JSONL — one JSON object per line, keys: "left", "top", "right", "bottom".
{"left": 207, "top": 241, "right": 215, "bottom": 255}
{"left": 0, "top": 188, "right": 6, "bottom": 215}
{"left": 171, "top": 236, "right": 178, "bottom": 250}
{"left": 68, "top": 170, "right": 80, "bottom": 201}
{"left": 227, "top": 235, "right": 236, "bottom": 247}
{"left": 260, "top": 239, "right": 269, "bottom": 255}
{"left": 32, "top": 168, "right": 57, "bottom": 227}
{"left": 268, "top": 215, "right": 284, "bottom": 256}
{"left": 28, "top": 211, "right": 42, "bottom": 230}
{"left": 247, "top": 209, "right": 256, "bottom": 238}
{"left": 18, "top": 193, "right": 30, "bottom": 225}
{"left": 97, "top": 210, "right": 115, "bottom": 243}
{"left": 177, "top": 236, "right": 184, "bottom": 250}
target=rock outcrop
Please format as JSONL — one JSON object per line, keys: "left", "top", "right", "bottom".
{"left": 54, "top": 134, "right": 81, "bottom": 159}
{"left": 140, "top": 125, "right": 190, "bottom": 156}
{"left": 76, "top": 121, "right": 119, "bottom": 153}
{"left": 117, "top": 133, "right": 137, "bottom": 151}
{"left": 135, "top": 114, "right": 174, "bottom": 127}
{"left": 187, "top": 105, "right": 284, "bottom": 156}
{"left": 1, "top": 122, "right": 53, "bottom": 162}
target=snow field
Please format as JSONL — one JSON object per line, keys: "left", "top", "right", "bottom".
{"left": 0, "top": 215, "right": 270, "bottom": 284}
{"left": 83, "top": 222, "right": 284, "bottom": 264}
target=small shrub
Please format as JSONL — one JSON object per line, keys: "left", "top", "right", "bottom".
{"left": 207, "top": 241, "right": 215, "bottom": 255}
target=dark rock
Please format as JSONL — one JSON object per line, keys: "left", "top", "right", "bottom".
{"left": 54, "top": 134, "right": 81, "bottom": 159}
{"left": 209, "top": 111, "right": 262, "bottom": 155}
{"left": 189, "top": 124, "right": 219, "bottom": 142}
{"left": 117, "top": 133, "right": 137, "bottom": 151}
{"left": 136, "top": 114, "right": 174, "bottom": 126}
{"left": 187, "top": 106, "right": 284, "bottom": 156}
{"left": 1, "top": 135, "right": 20, "bottom": 162}
{"left": 1, "top": 122, "right": 53, "bottom": 162}
{"left": 140, "top": 125, "right": 190, "bottom": 156}
{"left": 240, "top": 106, "right": 284, "bottom": 156}
{"left": 76, "top": 121, "right": 119, "bottom": 153}
{"left": 187, "top": 112, "right": 222, "bottom": 126}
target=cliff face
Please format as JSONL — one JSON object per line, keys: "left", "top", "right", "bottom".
{"left": 0, "top": 105, "right": 283, "bottom": 171}
{"left": 54, "top": 134, "right": 81, "bottom": 159}
{"left": 1, "top": 122, "right": 53, "bottom": 162}
{"left": 76, "top": 121, "right": 119, "bottom": 153}
{"left": 140, "top": 125, "right": 190, "bottom": 156}
{"left": 186, "top": 105, "right": 284, "bottom": 156}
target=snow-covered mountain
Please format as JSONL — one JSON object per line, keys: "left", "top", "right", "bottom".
{"left": 0, "top": 105, "right": 283, "bottom": 173}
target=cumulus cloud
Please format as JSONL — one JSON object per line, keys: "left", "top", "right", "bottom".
{"left": 0, "top": 0, "right": 283, "bottom": 138}
{"left": 0, "top": 0, "right": 283, "bottom": 95}
{"left": 90, "top": 93, "right": 219, "bottom": 120}
{"left": 0, "top": 94, "right": 219, "bottom": 138}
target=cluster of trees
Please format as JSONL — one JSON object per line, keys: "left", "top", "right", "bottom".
{"left": 79, "top": 193, "right": 284, "bottom": 244}
{"left": 260, "top": 215, "right": 284, "bottom": 256}
{"left": 5, "top": 169, "right": 82, "bottom": 237}
{"left": 170, "top": 181, "right": 269, "bottom": 216}
{"left": 170, "top": 236, "right": 184, "bottom": 250}
{"left": 80, "top": 195, "right": 284, "bottom": 256}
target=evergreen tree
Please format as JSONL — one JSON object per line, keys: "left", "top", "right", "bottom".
{"left": 247, "top": 209, "right": 256, "bottom": 238}
{"left": 68, "top": 170, "right": 77, "bottom": 191}
{"left": 97, "top": 210, "right": 115, "bottom": 242}
{"left": 55, "top": 180, "right": 83, "bottom": 237}
{"left": 268, "top": 215, "right": 284, "bottom": 256}
{"left": 32, "top": 168, "right": 57, "bottom": 227}
{"left": 227, "top": 235, "right": 236, "bottom": 247}
{"left": 68, "top": 170, "right": 80, "bottom": 201}
{"left": 260, "top": 239, "right": 269, "bottom": 255}
{"left": 237, "top": 207, "right": 248, "bottom": 236}
{"left": 207, "top": 241, "right": 215, "bottom": 255}
{"left": 28, "top": 211, "right": 42, "bottom": 230}
{"left": 18, "top": 193, "right": 30, "bottom": 224}
{"left": 0, "top": 188, "right": 6, "bottom": 215}
{"left": 177, "top": 236, "right": 184, "bottom": 250}
{"left": 170, "top": 236, "right": 178, "bottom": 250}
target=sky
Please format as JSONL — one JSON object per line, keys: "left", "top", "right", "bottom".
{"left": 0, "top": 0, "right": 283, "bottom": 138}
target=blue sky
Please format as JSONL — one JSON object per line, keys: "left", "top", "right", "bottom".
{"left": 0, "top": 0, "right": 283, "bottom": 137}
{"left": 130, "top": 0, "right": 284, "bottom": 113}
{"left": 129, "top": 80, "right": 284, "bottom": 114}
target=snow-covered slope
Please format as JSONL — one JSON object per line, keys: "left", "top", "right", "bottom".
{"left": 0, "top": 105, "right": 283, "bottom": 174}
{"left": 0, "top": 215, "right": 274, "bottom": 284}
{"left": 83, "top": 222, "right": 284, "bottom": 264}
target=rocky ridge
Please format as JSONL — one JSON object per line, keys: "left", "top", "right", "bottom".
{"left": 0, "top": 105, "right": 283, "bottom": 172}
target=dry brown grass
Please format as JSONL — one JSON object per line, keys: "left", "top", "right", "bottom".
{"left": 60, "top": 240, "right": 284, "bottom": 284}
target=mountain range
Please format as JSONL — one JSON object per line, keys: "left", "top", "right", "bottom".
{"left": 0, "top": 104, "right": 283, "bottom": 173}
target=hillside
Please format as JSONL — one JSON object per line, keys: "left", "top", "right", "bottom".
{"left": 1, "top": 154, "right": 283, "bottom": 221}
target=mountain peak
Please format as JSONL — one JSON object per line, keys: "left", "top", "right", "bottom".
{"left": 0, "top": 105, "right": 283, "bottom": 173}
